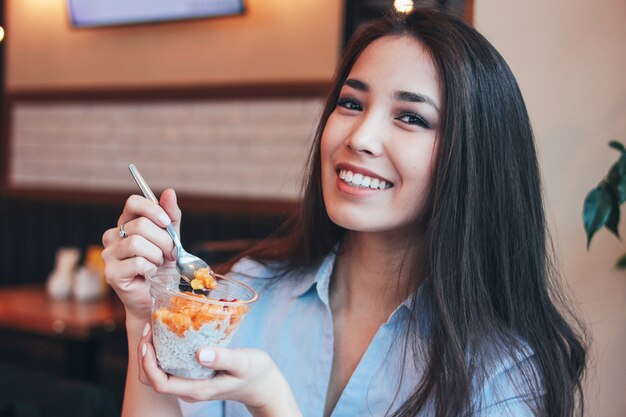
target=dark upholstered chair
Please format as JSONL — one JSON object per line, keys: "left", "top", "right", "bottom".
{"left": 0, "top": 364, "right": 118, "bottom": 417}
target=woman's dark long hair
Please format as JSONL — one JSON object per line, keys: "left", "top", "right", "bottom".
{"left": 234, "top": 7, "right": 587, "bottom": 417}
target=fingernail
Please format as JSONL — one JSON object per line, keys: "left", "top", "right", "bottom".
{"left": 158, "top": 212, "right": 171, "bottom": 226}
{"left": 142, "top": 322, "right": 150, "bottom": 337}
{"left": 141, "top": 343, "right": 147, "bottom": 357}
{"left": 198, "top": 349, "right": 215, "bottom": 363}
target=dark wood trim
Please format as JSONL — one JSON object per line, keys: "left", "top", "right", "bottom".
{"left": 1, "top": 187, "right": 298, "bottom": 215}
{"left": 4, "top": 80, "right": 332, "bottom": 102}
{"left": 1, "top": 0, "right": 8, "bottom": 196}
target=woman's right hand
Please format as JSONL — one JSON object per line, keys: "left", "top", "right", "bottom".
{"left": 102, "top": 188, "right": 182, "bottom": 323}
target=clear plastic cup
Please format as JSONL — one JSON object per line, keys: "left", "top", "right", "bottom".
{"left": 147, "top": 266, "right": 258, "bottom": 379}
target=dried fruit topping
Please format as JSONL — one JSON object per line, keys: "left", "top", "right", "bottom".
{"left": 153, "top": 294, "right": 248, "bottom": 337}
{"left": 190, "top": 268, "right": 217, "bottom": 291}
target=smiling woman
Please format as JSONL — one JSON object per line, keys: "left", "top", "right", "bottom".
{"left": 321, "top": 36, "right": 440, "bottom": 236}
{"left": 102, "top": 7, "right": 587, "bottom": 417}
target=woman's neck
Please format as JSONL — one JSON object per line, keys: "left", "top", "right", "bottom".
{"left": 330, "top": 231, "right": 419, "bottom": 318}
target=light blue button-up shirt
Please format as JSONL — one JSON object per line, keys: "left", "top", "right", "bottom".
{"left": 180, "top": 252, "right": 541, "bottom": 417}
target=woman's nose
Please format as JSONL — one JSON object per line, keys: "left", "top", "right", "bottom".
{"left": 345, "top": 112, "right": 384, "bottom": 157}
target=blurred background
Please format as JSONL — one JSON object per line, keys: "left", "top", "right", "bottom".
{"left": 0, "top": 0, "right": 623, "bottom": 416}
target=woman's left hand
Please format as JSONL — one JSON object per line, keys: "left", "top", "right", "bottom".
{"left": 138, "top": 324, "right": 302, "bottom": 417}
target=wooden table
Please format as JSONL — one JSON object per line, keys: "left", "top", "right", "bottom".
{"left": 0, "top": 284, "right": 126, "bottom": 381}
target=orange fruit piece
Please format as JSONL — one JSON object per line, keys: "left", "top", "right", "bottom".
{"left": 190, "top": 268, "right": 217, "bottom": 290}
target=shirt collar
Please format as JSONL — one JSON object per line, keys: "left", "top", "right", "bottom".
{"left": 290, "top": 250, "right": 337, "bottom": 301}
{"left": 290, "top": 250, "right": 423, "bottom": 330}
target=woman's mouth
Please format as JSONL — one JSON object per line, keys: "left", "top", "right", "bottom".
{"left": 338, "top": 169, "right": 393, "bottom": 190}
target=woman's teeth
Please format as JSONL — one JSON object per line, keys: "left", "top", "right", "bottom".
{"left": 338, "top": 169, "right": 390, "bottom": 190}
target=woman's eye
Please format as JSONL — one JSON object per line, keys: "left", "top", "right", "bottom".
{"left": 396, "top": 112, "right": 431, "bottom": 129}
{"left": 337, "top": 97, "right": 362, "bottom": 111}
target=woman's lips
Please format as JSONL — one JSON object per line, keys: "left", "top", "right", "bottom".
{"left": 338, "top": 168, "right": 392, "bottom": 190}
{"left": 335, "top": 163, "right": 393, "bottom": 190}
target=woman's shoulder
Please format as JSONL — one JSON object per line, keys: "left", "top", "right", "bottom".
{"left": 223, "top": 257, "right": 284, "bottom": 293}
{"left": 225, "top": 256, "right": 320, "bottom": 292}
{"left": 484, "top": 336, "right": 536, "bottom": 377}
{"left": 473, "top": 336, "right": 543, "bottom": 416}
{"left": 227, "top": 257, "right": 282, "bottom": 280}
{"left": 225, "top": 253, "right": 335, "bottom": 300}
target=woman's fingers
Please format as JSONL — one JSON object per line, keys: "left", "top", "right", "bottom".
{"left": 159, "top": 189, "right": 182, "bottom": 230}
{"left": 138, "top": 334, "right": 234, "bottom": 401}
{"left": 102, "top": 257, "right": 153, "bottom": 315}
{"left": 114, "top": 191, "right": 182, "bottom": 262}
{"left": 103, "top": 217, "right": 174, "bottom": 267}
{"left": 137, "top": 325, "right": 150, "bottom": 385}
{"left": 102, "top": 228, "right": 164, "bottom": 279}
{"left": 103, "top": 257, "right": 156, "bottom": 285}
{"left": 119, "top": 220, "right": 172, "bottom": 264}
{"left": 118, "top": 194, "right": 172, "bottom": 232}
{"left": 102, "top": 227, "right": 118, "bottom": 247}
{"left": 139, "top": 339, "right": 210, "bottom": 400}
{"left": 196, "top": 347, "right": 262, "bottom": 378}
{"left": 138, "top": 323, "right": 169, "bottom": 389}
{"left": 137, "top": 343, "right": 285, "bottom": 409}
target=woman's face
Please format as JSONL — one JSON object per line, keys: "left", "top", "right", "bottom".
{"left": 321, "top": 35, "right": 442, "bottom": 236}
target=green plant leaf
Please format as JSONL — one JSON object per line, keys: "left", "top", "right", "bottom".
{"left": 615, "top": 253, "right": 626, "bottom": 269}
{"left": 617, "top": 175, "right": 626, "bottom": 204}
{"left": 606, "top": 192, "right": 621, "bottom": 239}
{"left": 618, "top": 155, "right": 626, "bottom": 177}
{"left": 583, "top": 187, "right": 614, "bottom": 248}
{"left": 606, "top": 163, "right": 621, "bottom": 191}
{"left": 609, "top": 140, "right": 625, "bottom": 152}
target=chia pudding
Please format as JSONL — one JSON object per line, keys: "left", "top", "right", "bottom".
{"left": 148, "top": 266, "right": 258, "bottom": 379}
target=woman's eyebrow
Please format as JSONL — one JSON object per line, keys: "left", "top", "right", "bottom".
{"left": 344, "top": 78, "right": 369, "bottom": 92}
{"left": 395, "top": 90, "right": 440, "bottom": 113}
{"left": 343, "top": 79, "right": 440, "bottom": 113}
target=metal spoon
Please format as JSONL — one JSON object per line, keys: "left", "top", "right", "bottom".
{"left": 128, "top": 164, "right": 213, "bottom": 286}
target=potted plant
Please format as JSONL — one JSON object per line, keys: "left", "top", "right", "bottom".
{"left": 583, "top": 140, "right": 626, "bottom": 267}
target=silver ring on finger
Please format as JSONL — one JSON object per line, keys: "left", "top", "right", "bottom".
{"left": 119, "top": 222, "right": 128, "bottom": 239}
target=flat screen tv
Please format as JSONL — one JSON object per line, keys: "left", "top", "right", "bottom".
{"left": 68, "top": 0, "right": 245, "bottom": 28}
